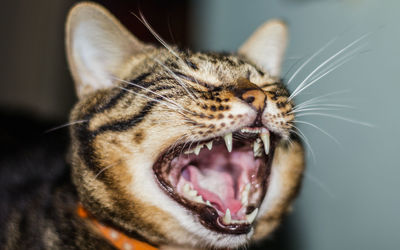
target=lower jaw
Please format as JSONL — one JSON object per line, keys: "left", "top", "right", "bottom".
{"left": 153, "top": 135, "right": 276, "bottom": 235}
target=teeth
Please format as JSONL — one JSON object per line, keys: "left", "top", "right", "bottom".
{"left": 260, "top": 131, "right": 270, "bottom": 155}
{"left": 241, "top": 127, "right": 262, "bottom": 133}
{"left": 183, "top": 183, "right": 191, "bottom": 193}
{"left": 241, "top": 183, "right": 251, "bottom": 205}
{"left": 253, "top": 138, "right": 263, "bottom": 157}
{"left": 188, "top": 189, "right": 198, "bottom": 197}
{"left": 183, "top": 183, "right": 211, "bottom": 204}
{"left": 194, "top": 144, "right": 204, "bottom": 155}
{"left": 245, "top": 183, "right": 251, "bottom": 191}
{"left": 206, "top": 141, "right": 213, "bottom": 150}
{"left": 184, "top": 148, "right": 194, "bottom": 154}
{"left": 184, "top": 141, "right": 213, "bottom": 155}
{"left": 231, "top": 219, "right": 248, "bottom": 224}
{"left": 245, "top": 208, "right": 258, "bottom": 224}
{"left": 194, "top": 195, "right": 204, "bottom": 203}
{"left": 223, "top": 209, "right": 231, "bottom": 224}
{"left": 241, "top": 195, "right": 248, "bottom": 205}
{"left": 224, "top": 133, "right": 233, "bottom": 152}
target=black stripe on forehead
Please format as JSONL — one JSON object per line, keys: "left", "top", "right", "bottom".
{"left": 91, "top": 99, "right": 158, "bottom": 136}
{"left": 97, "top": 74, "right": 184, "bottom": 115}
{"left": 73, "top": 72, "right": 152, "bottom": 177}
{"left": 75, "top": 92, "right": 177, "bottom": 177}
{"left": 95, "top": 73, "right": 150, "bottom": 114}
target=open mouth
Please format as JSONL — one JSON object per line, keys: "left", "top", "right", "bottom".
{"left": 153, "top": 127, "right": 277, "bottom": 234}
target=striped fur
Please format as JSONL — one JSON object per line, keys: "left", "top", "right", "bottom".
{"left": 2, "top": 2, "right": 305, "bottom": 250}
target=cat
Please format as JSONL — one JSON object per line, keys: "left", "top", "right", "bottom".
{"left": 1, "top": 2, "right": 304, "bottom": 249}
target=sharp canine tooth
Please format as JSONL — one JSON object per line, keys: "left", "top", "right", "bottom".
{"left": 246, "top": 208, "right": 258, "bottom": 224}
{"left": 260, "top": 131, "right": 270, "bottom": 155}
{"left": 206, "top": 200, "right": 212, "bottom": 206}
{"left": 206, "top": 141, "right": 213, "bottom": 150}
{"left": 223, "top": 209, "right": 231, "bottom": 224}
{"left": 253, "top": 139, "right": 262, "bottom": 157}
{"left": 224, "top": 133, "right": 233, "bottom": 152}
{"left": 194, "top": 144, "right": 203, "bottom": 155}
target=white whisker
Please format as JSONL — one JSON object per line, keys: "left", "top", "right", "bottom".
{"left": 153, "top": 58, "right": 198, "bottom": 101}
{"left": 290, "top": 46, "right": 364, "bottom": 99}
{"left": 303, "top": 172, "right": 335, "bottom": 198}
{"left": 293, "top": 103, "right": 355, "bottom": 111}
{"left": 117, "top": 86, "right": 192, "bottom": 116}
{"left": 133, "top": 11, "right": 180, "bottom": 59}
{"left": 308, "top": 46, "right": 368, "bottom": 84}
{"left": 93, "top": 162, "right": 120, "bottom": 181}
{"left": 296, "top": 112, "right": 374, "bottom": 127}
{"left": 295, "top": 89, "right": 351, "bottom": 109}
{"left": 289, "top": 33, "right": 371, "bottom": 100}
{"left": 44, "top": 120, "right": 88, "bottom": 133}
{"left": 291, "top": 126, "right": 316, "bottom": 163}
{"left": 283, "top": 56, "right": 305, "bottom": 80}
{"left": 295, "top": 120, "right": 340, "bottom": 145}
{"left": 291, "top": 107, "right": 342, "bottom": 114}
{"left": 113, "top": 76, "right": 190, "bottom": 112}
{"left": 287, "top": 37, "right": 337, "bottom": 85}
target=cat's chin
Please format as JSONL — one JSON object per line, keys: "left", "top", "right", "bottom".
{"left": 153, "top": 126, "right": 278, "bottom": 235}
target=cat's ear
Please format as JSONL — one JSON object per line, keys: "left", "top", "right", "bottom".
{"left": 239, "top": 20, "right": 288, "bottom": 78}
{"left": 66, "top": 2, "right": 151, "bottom": 98}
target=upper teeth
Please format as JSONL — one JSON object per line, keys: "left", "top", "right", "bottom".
{"left": 184, "top": 141, "right": 211, "bottom": 155}
{"left": 241, "top": 183, "right": 251, "bottom": 206}
{"left": 241, "top": 127, "right": 262, "bottom": 133}
{"left": 185, "top": 128, "right": 270, "bottom": 157}
{"left": 193, "top": 144, "right": 203, "bottom": 155}
{"left": 253, "top": 138, "right": 263, "bottom": 157}
{"left": 260, "top": 130, "right": 270, "bottom": 155}
{"left": 224, "top": 133, "right": 233, "bottom": 152}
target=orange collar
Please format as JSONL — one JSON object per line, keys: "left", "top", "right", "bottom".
{"left": 77, "top": 204, "right": 158, "bottom": 250}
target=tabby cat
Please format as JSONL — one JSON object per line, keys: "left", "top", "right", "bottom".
{"left": 2, "top": 2, "right": 304, "bottom": 249}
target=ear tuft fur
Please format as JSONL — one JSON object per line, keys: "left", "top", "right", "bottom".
{"left": 65, "top": 2, "right": 149, "bottom": 98}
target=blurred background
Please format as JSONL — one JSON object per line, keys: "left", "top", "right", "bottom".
{"left": 1, "top": 0, "right": 399, "bottom": 249}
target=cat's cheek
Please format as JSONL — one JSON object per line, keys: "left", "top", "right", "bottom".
{"left": 252, "top": 140, "right": 305, "bottom": 241}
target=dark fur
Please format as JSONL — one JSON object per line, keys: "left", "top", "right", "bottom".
{"left": 0, "top": 112, "right": 299, "bottom": 249}
{"left": 0, "top": 113, "right": 116, "bottom": 249}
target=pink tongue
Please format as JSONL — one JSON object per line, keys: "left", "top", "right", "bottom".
{"left": 186, "top": 166, "right": 242, "bottom": 214}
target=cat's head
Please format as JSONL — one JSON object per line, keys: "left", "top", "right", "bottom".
{"left": 66, "top": 2, "right": 304, "bottom": 249}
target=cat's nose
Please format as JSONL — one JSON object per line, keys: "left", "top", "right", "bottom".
{"left": 235, "top": 78, "right": 266, "bottom": 111}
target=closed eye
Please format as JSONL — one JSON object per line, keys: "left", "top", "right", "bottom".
{"left": 174, "top": 72, "right": 217, "bottom": 91}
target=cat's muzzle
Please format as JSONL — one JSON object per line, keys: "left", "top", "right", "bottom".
{"left": 153, "top": 126, "right": 278, "bottom": 234}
